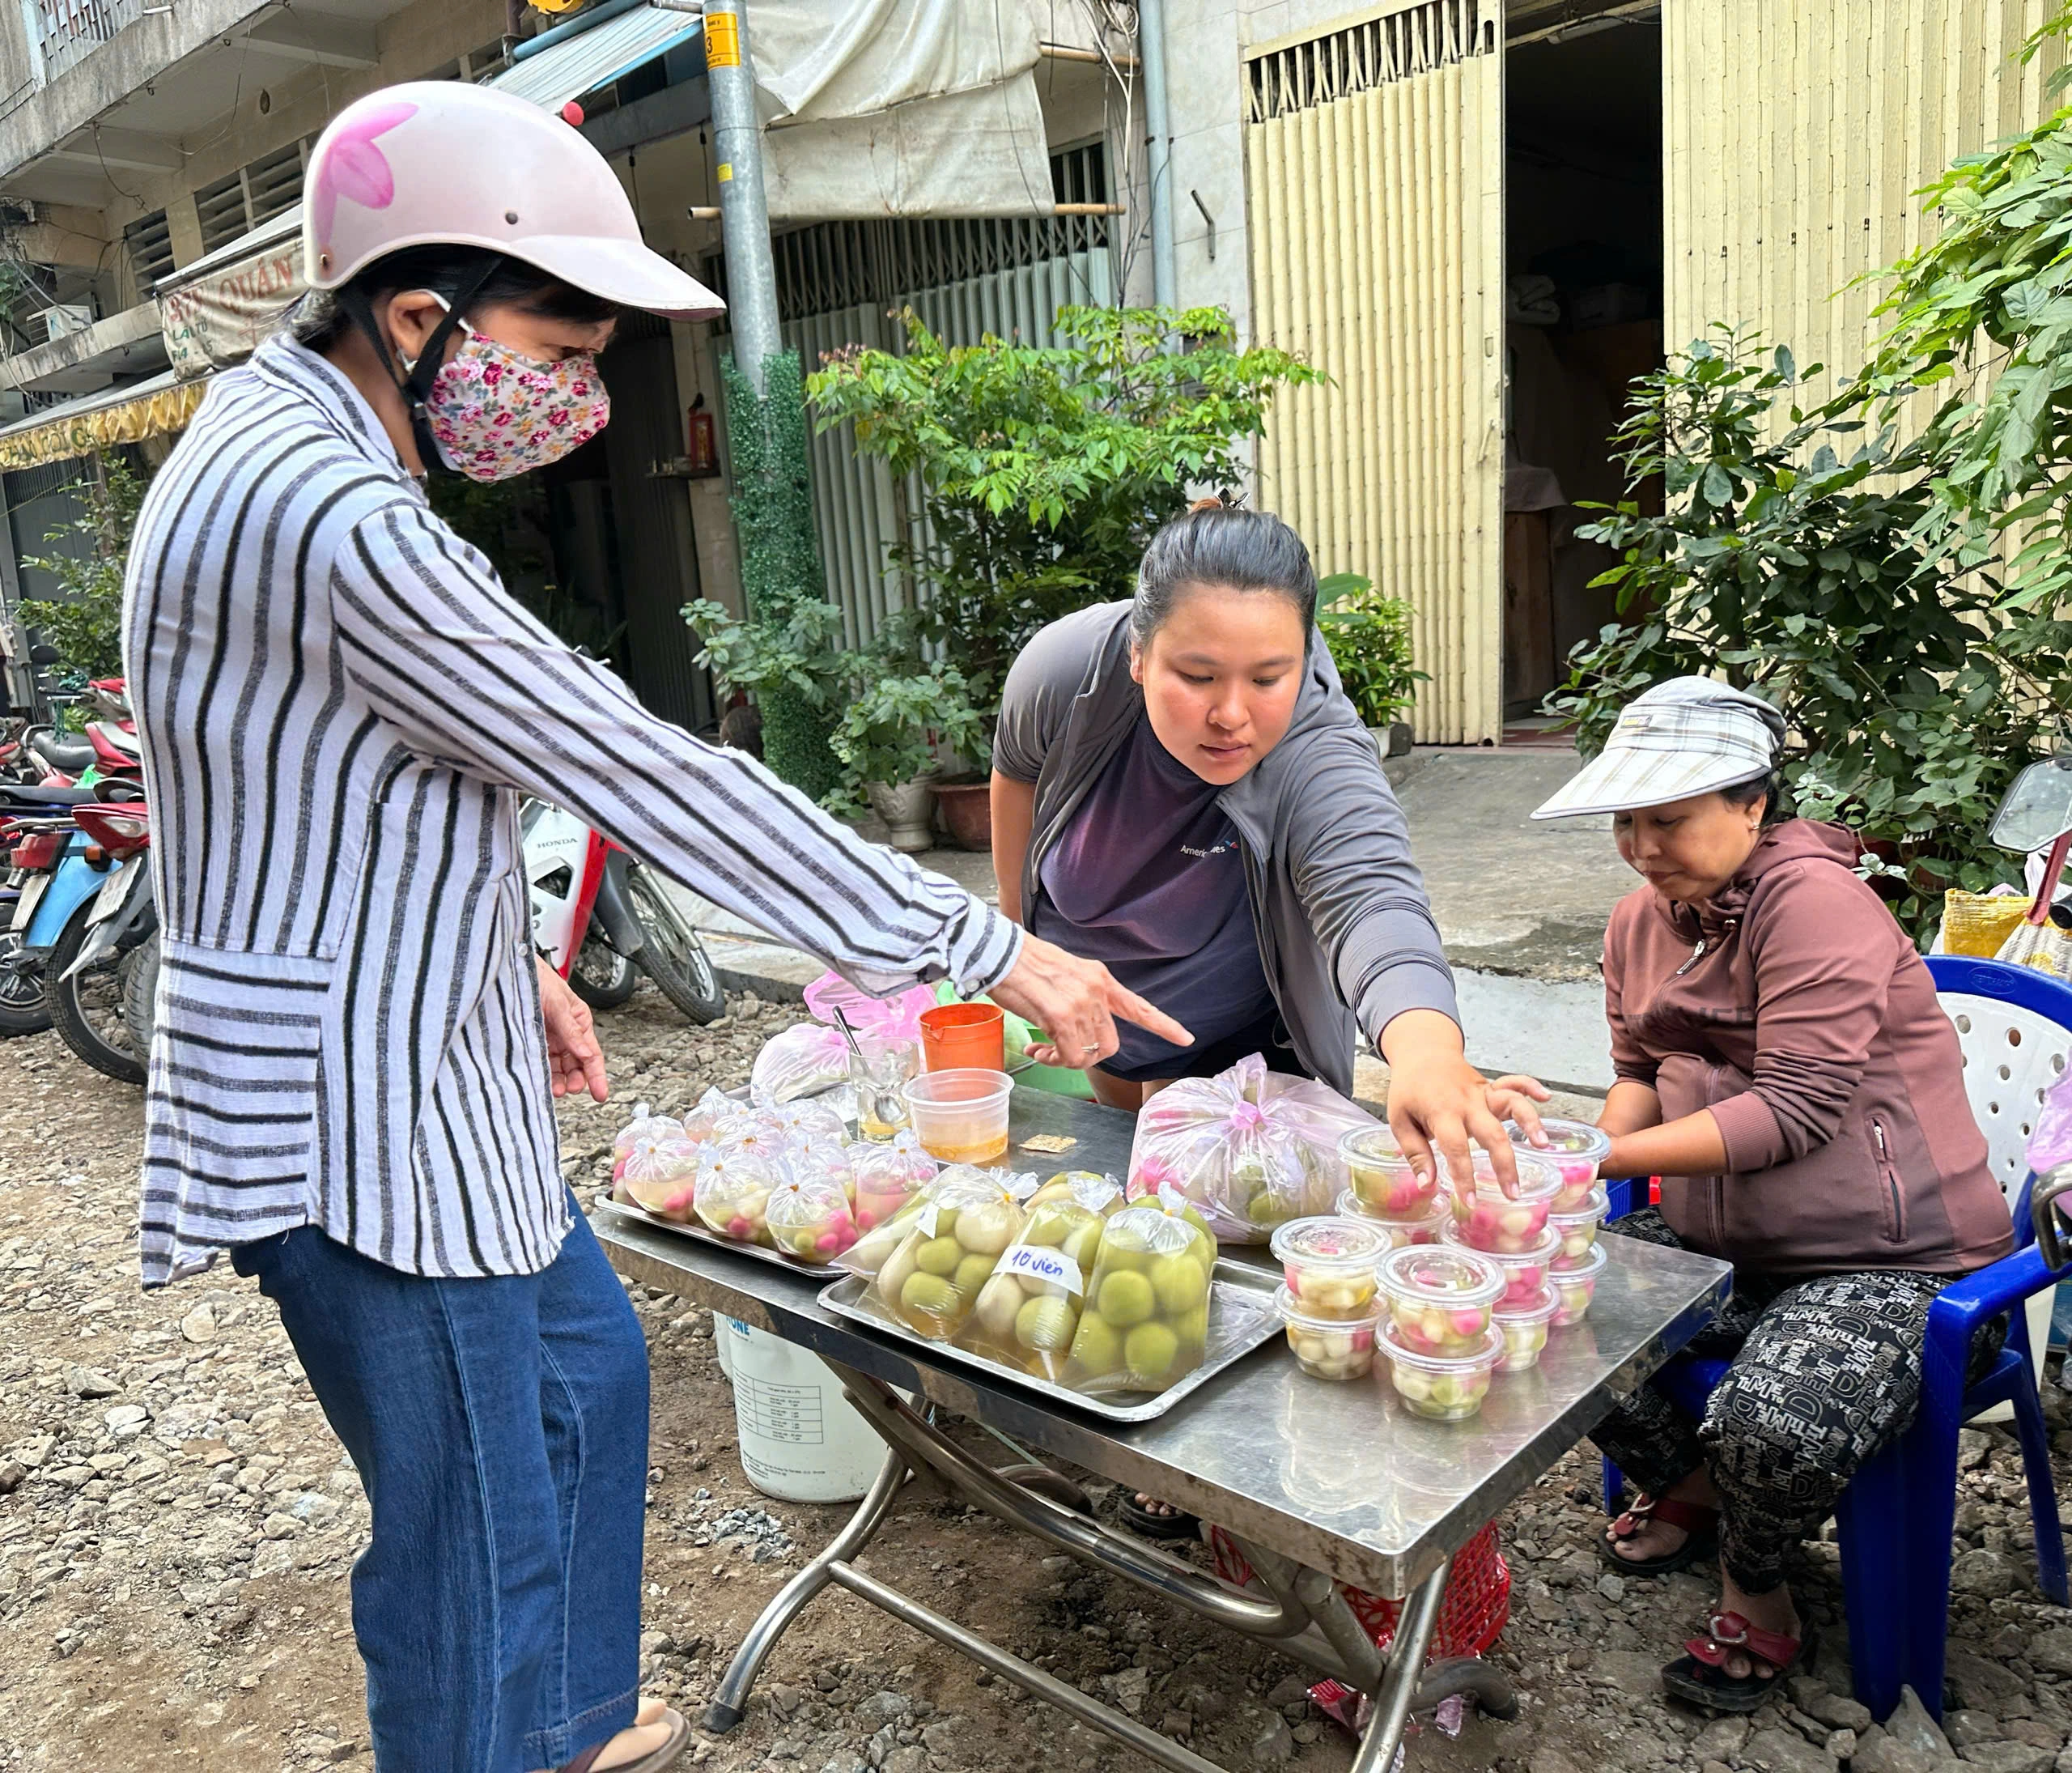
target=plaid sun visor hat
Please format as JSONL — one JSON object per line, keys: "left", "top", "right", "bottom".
{"left": 1532, "top": 677, "right": 1787, "bottom": 819}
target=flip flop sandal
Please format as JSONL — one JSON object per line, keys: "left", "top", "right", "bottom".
{"left": 1120, "top": 1494, "right": 1202, "bottom": 1541}
{"left": 1599, "top": 1494, "right": 1720, "bottom": 1577}
{"left": 1660, "top": 1612, "right": 1814, "bottom": 1714}
{"left": 558, "top": 1707, "right": 692, "bottom": 1773}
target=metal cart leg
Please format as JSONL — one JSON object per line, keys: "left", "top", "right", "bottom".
{"left": 703, "top": 1445, "right": 909, "bottom": 1733}
{"left": 1349, "top": 1566, "right": 1450, "bottom": 1773}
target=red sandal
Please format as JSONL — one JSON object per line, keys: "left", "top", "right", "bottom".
{"left": 1661, "top": 1611, "right": 1814, "bottom": 1714}
{"left": 1600, "top": 1493, "right": 1719, "bottom": 1577}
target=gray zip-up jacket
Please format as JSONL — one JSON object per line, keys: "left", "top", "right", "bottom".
{"left": 991, "top": 602, "right": 1457, "bottom": 1095}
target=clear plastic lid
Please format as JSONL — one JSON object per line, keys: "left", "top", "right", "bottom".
{"left": 1337, "top": 1124, "right": 1411, "bottom": 1167}
{"left": 1378, "top": 1243, "right": 1505, "bottom": 1309}
{"left": 1505, "top": 1118, "right": 1611, "bottom": 1163}
{"left": 1491, "top": 1282, "right": 1560, "bottom": 1324}
{"left": 1335, "top": 1188, "right": 1450, "bottom": 1232}
{"left": 1457, "top": 1147, "right": 1564, "bottom": 1201}
{"left": 1273, "top": 1282, "right": 1382, "bottom": 1333}
{"left": 1269, "top": 1214, "right": 1394, "bottom": 1273}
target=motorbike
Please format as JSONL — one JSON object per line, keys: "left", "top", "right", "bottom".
{"left": 522, "top": 799, "right": 724, "bottom": 1023}
{"left": 49, "top": 800, "right": 155, "bottom": 1084}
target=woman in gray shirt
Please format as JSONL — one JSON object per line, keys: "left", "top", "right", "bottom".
{"left": 991, "top": 500, "right": 1519, "bottom": 1187}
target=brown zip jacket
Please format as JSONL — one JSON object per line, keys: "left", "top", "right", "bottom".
{"left": 1603, "top": 819, "right": 2010, "bottom": 1276}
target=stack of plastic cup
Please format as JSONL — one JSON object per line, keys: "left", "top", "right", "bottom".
{"left": 1335, "top": 1187, "right": 1450, "bottom": 1249}
{"left": 1337, "top": 1124, "right": 1437, "bottom": 1222}
{"left": 1548, "top": 1187, "right": 1611, "bottom": 1269}
{"left": 1446, "top": 1149, "right": 1564, "bottom": 1256}
{"left": 1270, "top": 1215, "right": 1391, "bottom": 1320}
{"left": 1378, "top": 1244, "right": 1505, "bottom": 1359}
{"left": 1505, "top": 1118, "right": 1611, "bottom": 1212}
{"left": 1550, "top": 1242, "right": 1608, "bottom": 1325}
{"left": 1491, "top": 1286, "right": 1560, "bottom": 1371}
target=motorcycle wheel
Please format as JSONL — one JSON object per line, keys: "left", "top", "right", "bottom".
{"left": 45, "top": 900, "right": 146, "bottom": 1085}
{"left": 0, "top": 931, "right": 52, "bottom": 1035}
{"left": 122, "top": 928, "right": 159, "bottom": 1062}
{"left": 624, "top": 863, "right": 725, "bottom": 1024}
{"left": 568, "top": 932, "right": 638, "bottom": 1010}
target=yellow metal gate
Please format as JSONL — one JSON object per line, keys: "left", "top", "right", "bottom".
{"left": 1246, "top": 1, "right": 1505, "bottom": 746}
{"left": 1664, "top": 0, "right": 2064, "bottom": 419}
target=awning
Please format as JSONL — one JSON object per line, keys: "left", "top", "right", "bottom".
{"left": 493, "top": 4, "right": 703, "bottom": 110}
{"left": 151, "top": 4, "right": 705, "bottom": 377}
{"left": 0, "top": 370, "right": 209, "bottom": 474}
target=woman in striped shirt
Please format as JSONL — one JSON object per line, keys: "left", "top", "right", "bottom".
{"left": 125, "top": 83, "right": 1184, "bottom": 1773}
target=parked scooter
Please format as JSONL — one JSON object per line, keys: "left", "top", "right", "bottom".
{"left": 522, "top": 799, "right": 724, "bottom": 1023}
{"left": 48, "top": 801, "right": 154, "bottom": 1084}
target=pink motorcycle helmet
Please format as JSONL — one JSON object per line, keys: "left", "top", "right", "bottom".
{"left": 304, "top": 79, "right": 722, "bottom": 321}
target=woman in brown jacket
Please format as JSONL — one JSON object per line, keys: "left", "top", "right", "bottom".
{"left": 1525, "top": 676, "right": 2011, "bottom": 1714}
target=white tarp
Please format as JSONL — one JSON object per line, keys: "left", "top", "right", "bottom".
{"left": 753, "top": 0, "right": 1055, "bottom": 219}
{"left": 151, "top": 0, "right": 1055, "bottom": 373}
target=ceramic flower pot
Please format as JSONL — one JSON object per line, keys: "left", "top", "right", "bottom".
{"left": 867, "top": 777, "right": 937, "bottom": 852}
{"left": 932, "top": 780, "right": 992, "bottom": 852}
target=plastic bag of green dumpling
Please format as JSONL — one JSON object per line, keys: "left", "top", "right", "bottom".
{"left": 961, "top": 1172, "right": 1126, "bottom": 1381}
{"left": 1062, "top": 1191, "right": 1219, "bottom": 1397}
{"left": 931, "top": 982, "right": 1096, "bottom": 1101}
{"left": 864, "top": 1167, "right": 1033, "bottom": 1341}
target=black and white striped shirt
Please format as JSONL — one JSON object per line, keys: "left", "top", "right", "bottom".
{"left": 125, "top": 333, "right": 1021, "bottom": 1288}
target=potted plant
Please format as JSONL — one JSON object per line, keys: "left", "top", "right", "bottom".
{"left": 1316, "top": 572, "right": 1426, "bottom": 757}
{"left": 829, "top": 661, "right": 985, "bottom": 852}
{"left": 931, "top": 776, "right": 993, "bottom": 852}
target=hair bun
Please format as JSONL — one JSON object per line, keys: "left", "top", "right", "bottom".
{"left": 1187, "top": 495, "right": 1225, "bottom": 515}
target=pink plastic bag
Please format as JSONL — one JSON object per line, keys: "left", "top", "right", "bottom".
{"left": 802, "top": 972, "right": 936, "bottom": 1047}
{"left": 1124, "top": 1053, "right": 1382, "bottom": 1243}
{"left": 2028, "top": 1067, "right": 2072, "bottom": 1173}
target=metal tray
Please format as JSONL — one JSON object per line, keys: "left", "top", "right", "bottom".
{"left": 816, "top": 1258, "right": 1284, "bottom": 1423}
{"left": 592, "top": 1197, "right": 847, "bottom": 1279}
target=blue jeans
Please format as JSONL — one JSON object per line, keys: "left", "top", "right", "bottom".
{"left": 233, "top": 1198, "right": 648, "bottom": 1772}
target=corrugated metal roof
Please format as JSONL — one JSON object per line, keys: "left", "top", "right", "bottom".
{"left": 492, "top": 5, "right": 704, "bottom": 110}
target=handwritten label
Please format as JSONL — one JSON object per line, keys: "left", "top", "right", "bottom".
{"left": 1000, "top": 1244, "right": 1083, "bottom": 1297}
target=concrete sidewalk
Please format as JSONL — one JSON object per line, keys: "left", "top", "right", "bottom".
{"left": 671, "top": 746, "right": 1632, "bottom": 1094}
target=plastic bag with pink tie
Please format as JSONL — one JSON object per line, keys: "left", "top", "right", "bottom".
{"left": 1123, "top": 1052, "right": 1382, "bottom": 1243}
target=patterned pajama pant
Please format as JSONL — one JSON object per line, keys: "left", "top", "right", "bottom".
{"left": 1588, "top": 1210, "right": 2006, "bottom": 1593}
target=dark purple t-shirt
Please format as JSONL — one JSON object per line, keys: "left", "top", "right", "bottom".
{"left": 1029, "top": 714, "right": 1274, "bottom": 1077}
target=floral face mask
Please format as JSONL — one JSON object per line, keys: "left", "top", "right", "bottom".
{"left": 414, "top": 301, "right": 610, "bottom": 483}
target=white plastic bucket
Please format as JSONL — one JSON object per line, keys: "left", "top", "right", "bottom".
{"left": 717, "top": 1315, "right": 887, "bottom": 1503}
{"left": 712, "top": 1310, "right": 735, "bottom": 1380}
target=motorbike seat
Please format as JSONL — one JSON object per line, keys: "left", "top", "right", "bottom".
{"left": 2, "top": 781, "right": 138, "bottom": 808}
{"left": 30, "top": 733, "right": 96, "bottom": 774}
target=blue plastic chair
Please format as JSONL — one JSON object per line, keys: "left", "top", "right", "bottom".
{"left": 1601, "top": 955, "right": 2072, "bottom": 1721}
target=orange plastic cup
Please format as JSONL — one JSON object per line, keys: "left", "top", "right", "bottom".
{"left": 919, "top": 1001, "right": 1005, "bottom": 1073}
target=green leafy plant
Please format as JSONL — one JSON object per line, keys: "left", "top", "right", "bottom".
{"left": 805, "top": 304, "right": 1321, "bottom": 737}
{"left": 20, "top": 453, "right": 146, "bottom": 680}
{"left": 826, "top": 661, "right": 986, "bottom": 820}
{"left": 688, "top": 598, "right": 983, "bottom": 814}
{"left": 1548, "top": 329, "right": 2071, "bottom": 938}
{"left": 1315, "top": 572, "right": 1426, "bottom": 729}
{"left": 1849, "top": 6, "right": 2072, "bottom": 620}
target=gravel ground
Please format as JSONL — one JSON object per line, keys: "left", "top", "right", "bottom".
{"left": 2, "top": 986, "right": 2070, "bottom": 1773}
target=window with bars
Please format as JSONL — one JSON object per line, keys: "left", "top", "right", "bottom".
{"left": 702, "top": 142, "right": 1112, "bottom": 325}
{"left": 1246, "top": 1, "right": 1497, "bottom": 122}
{"left": 122, "top": 208, "right": 174, "bottom": 296}
{"left": 193, "top": 138, "right": 309, "bottom": 254}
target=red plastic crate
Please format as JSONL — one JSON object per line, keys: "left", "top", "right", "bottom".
{"left": 1206, "top": 1518, "right": 1510, "bottom": 1661}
